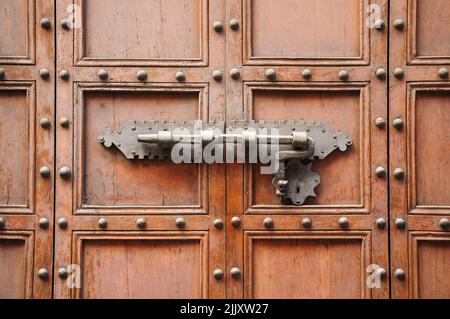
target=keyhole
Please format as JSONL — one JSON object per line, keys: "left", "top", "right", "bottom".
{"left": 296, "top": 186, "right": 300, "bottom": 194}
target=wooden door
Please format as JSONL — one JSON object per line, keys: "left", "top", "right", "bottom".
{"left": 390, "top": 0, "right": 450, "bottom": 299}
{"left": 54, "top": 0, "right": 226, "bottom": 299}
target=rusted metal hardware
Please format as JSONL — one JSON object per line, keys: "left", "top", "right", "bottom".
{"left": 100, "top": 120, "right": 352, "bottom": 206}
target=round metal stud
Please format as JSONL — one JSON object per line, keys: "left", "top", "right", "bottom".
{"left": 39, "top": 68, "right": 50, "bottom": 80}
{"left": 394, "top": 68, "right": 405, "bottom": 79}
{"left": 58, "top": 218, "right": 68, "bottom": 229}
{"left": 40, "top": 18, "right": 51, "bottom": 30}
{"left": 213, "top": 21, "right": 224, "bottom": 33}
{"left": 229, "top": 19, "right": 239, "bottom": 30}
{"left": 136, "top": 218, "right": 147, "bottom": 229}
{"left": 61, "top": 18, "right": 70, "bottom": 30}
{"left": 214, "top": 219, "right": 224, "bottom": 230}
{"left": 98, "top": 69, "right": 109, "bottom": 80}
{"left": 39, "top": 218, "right": 50, "bottom": 230}
{"left": 0, "top": 217, "right": 5, "bottom": 229}
{"left": 98, "top": 218, "right": 108, "bottom": 229}
{"left": 376, "top": 218, "right": 387, "bottom": 230}
{"left": 175, "top": 71, "right": 186, "bottom": 82}
{"left": 438, "top": 68, "right": 449, "bottom": 79}
{"left": 338, "top": 71, "right": 349, "bottom": 81}
{"left": 439, "top": 218, "right": 450, "bottom": 230}
{"left": 59, "top": 69, "right": 69, "bottom": 80}
{"left": 40, "top": 117, "right": 51, "bottom": 129}
{"left": 375, "top": 19, "right": 385, "bottom": 30}
{"left": 265, "top": 69, "right": 277, "bottom": 81}
{"left": 58, "top": 267, "right": 69, "bottom": 279}
{"left": 302, "top": 69, "right": 312, "bottom": 79}
{"left": 230, "top": 68, "right": 240, "bottom": 80}
{"left": 214, "top": 269, "right": 224, "bottom": 280}
{"left": 38, "top": 268, "right": 49, "bottom": 280}
{"left": 338, "top": 217, "right": 350, "bottom": 229}
{"left": 375, "top": 166, "right": 387, "bottom": 179}
{"left": 59, "top": 117, "right": 70, "bottom": 128}
{"left": 393, "top": 168, "right": 405, "bottom": 180}
{"left": 230, "top": 267, "right": 241, "bottom": 279}
{"left": 212, "top": 70, "right": 223, "bottom": 81}
{"left": 395, "top": 268, "right": 406, "bottom": 280}
{"left": 40, "top": 166, "right": 51, "bottom": 178}
{"left": 393, "top": 19, "right": 405, "bottom": 30}
{"left": 375, "top": 117, "right": 386, "bottom": 129}
{"left": 0, "top": 68, "right": 5, "bottom": 80}
{"left": 395, "top": 218, "right": 406, "bottom": 230}
{"left": 231, "top": 216, "right": 241, "bottom": 228}
{"left": 376, "top": 68, "right": 387, "bottom": 80}
{"left": 393, "top": 117, "right": 404, "bottom": 130}
{"left": 263, "top": 218, "right": 274, "bottom": 229}
{"left": 376, "top": 268, "right": 387, "bottom": 280}
{"left": 176, "top": 217, "right": 186, "bottom": 229}
{"left": 302, "top": 218, "right": 313, "bottom": 229}
{"left": 136, "top": 70, "right": 148, "bottom": 81}
{"left": 59, "top": 166, "right": 71, "bottom": 180}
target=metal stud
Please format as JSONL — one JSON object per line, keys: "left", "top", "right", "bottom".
{"left": 40, "top": 118, "right": 51, "bottom": 129}
{"left": 230, "top": 267, "right": 241, "bottom": 279}
{"left": 302, "top": 69, "right": 312, "bottom": 79}
{"left": 338, "top": 70, "right": 349, "bottom": 81}
{"left": 213, "top": 21, "right": 224, "bottom": 33}
{"left": 374, "top": 19, "right": 385, "bottom": 30}
{"left": 214, "top": 269, "right": 224, "bottom": 280}
{"left": 176, "top": 217, "right": 186, "bottom": 229}
{"left": 0, "top": 217, "right": 5, "bottom": 229}
{"left": 212, "top": 70, "right": 223, "bottom": 81}
{"left": 40, "top": 18, "right": 51, "bottom": 29}
{"left": 393, "top": 117, "right": 404, "bottom": 130}
{"left": 39, "top": 68, "right": 50, "bottom": 80}
{"left": 0, "top": 68, "right": 5, "bottom": 80}
{"left": 38, "top": 268, "right": 49, "bottom": 280}
{"left": 263, "top": 218, "right": 274, "bottom": 229}
{"left": 375, "top": 117, "right": 386, "bottom": 129}
{"left": 438, "top": 68, "right": 449, "bottom": 79}
{"left": 393, "top": 168, "right": 405, "bottom": 180}
{"left": 39, "top": 218, "right": 50, "bottom": 230}
{"left": 439, "top": 218, "right": 450, "bottom": 230}
{"left": 376, "top": 68, "right": 387, "bottom": 80}
{"left": 395, "top": 218, "right": 406, "bottom": 230}
{"left": 265, "top": 69, "right": 277, "bottom": 81}
{"left": 375, "top": 166, "right": 387, "bottom": 179}
{"left": 395, "top": 268, "right": 406, "bottom": 280}
{"left": 98, "top": 218, "right": 108, "bottom": 229}
{"left": 58, "top": 218, "right": 68, "bottom": 229}
{"left": 98, "top": 69, "right": 108, "bottom": 80}
{"left": 59, "top": 69, "right": 69, "bottom": 80}
{"left": 58, "top": 267, "right": 69, "bottom": 279}
{"left": 230, "top": 68, "right": 240, "bottom": 80}
{"left": 302, "top": 218, "right": 312, "bottom": 229}
{"left": 376, "top": 218, "right": 387, "bottom": 230}
{"left": 136, "top": 218, "right": 147, "bottom": 229}
{"left": 339, "top": 217, "right": 350, "bottom": 229}
{"left": 394, "top": 68, "right": 405, "bottom": 79}
{"left": 175, "top": 71, "right": 186, "bottom": 82}
{"left": 61, "top": 19, "right": 70, "bottom": 30}
{"left": 136, "top": 70, "right": 148, "bottom": 81}
{"left": 376, "top": 268, "right": 387, "bottom": 280}
{"left": 59, "top": 166, "right": 71, "bottom": 180}
{"left": 214, "top": 219, "right": 224, "bottom": 230}
{"left": 59, "top": 117, "right": 70, "bottom": 128}
{"left": 231, "top": 216, "right": 241, "bottom": 228}
{"left": 393, "top": 19, "right": 405, "bottom": 30}
{"left": 39, "top": 166, "right": 51, "bottom": 178}
{"left": 229, "top": 19, "right": 239, "bottom": 30}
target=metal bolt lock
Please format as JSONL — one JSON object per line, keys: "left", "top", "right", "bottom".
{"left": 212, "top": 70, "right": 223, "bottom": 81}
{"left": 393, "top": 168, "right": 405, "bottom": 180}
{"left": 136, "top": 218, "right": 147, "bottom": 229}
{"left": 39, "top": 218, "right": 50, "bottom": 230}
{"left": 376, "top": 68, "right": 387, "bottom": 80}
{"left": 59, "top": 117, "right": 70, "bottom": 128}
{"left": 58, "top": 218, "right": 68, "bottom": 229}
{"left": 302, "top": 218, "right": 312, "bottom": 229}
{"left": 438, "top": 68, "right": 449, "bottom": 79}
{"left": 395, "top": 268, "right": 406, "bottom": 280}
{"left": 176, "top": 218, "right": 186, "bottom": 229}
{"left": 376, "top": 218, "right": 387, "bottom": 230}
{"left": 395, "top": 218, "right": 406, "bottom": 230}
{"left": 214, "top": 219, "right": 224, "bottom": 230}
{"left": 58, "top": 267, "right": 69, "bottom": 279}
{"left": 0, "top": 68, "right": 5, "bottom": 80}
{"left": 339, "top": 217, "right": 350, "bottom": 229}
{"left": 394, "top": 68, "right": 405, "bottom": 79}
{"left": 38, "top": 268, "right": 49, "bottom": 280}
{"left": 376, "top": 268, "right": 387, "bottom": 280}
{"left": 214, "top": 269, "right": 224, "bottom": 280}
{"left": 230, "top": 267, "right": 241, "bottom": 279}
{"left": 40, "top": 118, "right": 51, "bottom": 129}
{"left": 393, "top": 19, "right": 405, "bottom": 30}
{"left": 213, "top": 21, "right": 224, "bottom": 33}
{"left": 230, "top": 68, "right": 240, "bottom": 80}
{"left": 338, "top": 71, "right": 349, "bottom": 81}
{"left": 136, "top": 70, "right": 148, "bottom": 81}
{"left": 40, "top": 166, "right": 51, "bottom": 178}
{"left": 375, "top": 166, "right": 387, "bottom": 178}
{"left": 231, "top": 217, "right": 241, "bottom": 228}
{"left": 393, "top": 117, "right": 404, "bottom": 130}
{"left": 40, "top": 18, "right": 51, "bottom": 29}
{"left": 59, "top": 167, "right": 71, "bottom": 180}
{"left": 263, "top": 218, "right": 274, "bottom": 229}
{"left": 302, "top": 69, "right": 312, "bottom": 79}
{"left": 98, "top": 218, "right": 108, "bottom": 229}
{"left": 375, "top": 117, "right": 386, "bottom": 129}
{"left": 61, "top": 19, "right": 70, "bottom": 30}
{"left": 39, "top": 68, "right": 50, "bottom": 80}
{"left": 59, "top": 69, "right": 69, "bottom": 80}
{"left": 265, "top": 69, "right": 277, "bottom": 81}
{"left": 0, "top": 217, "right": 5, "bottom": 229}
{"left": 98, "top": 69, "right": 108, "bottom": 80}
{"left": 439, "top": 218, "right": 450, "bottom": 230}
{"left": 229, "top": 19, "right": 239, "bottom": 30}
{"left": 175, "top": 71, "right": 186, "bottom": 82}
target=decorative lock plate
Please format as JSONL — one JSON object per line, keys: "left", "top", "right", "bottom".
{"left": 99, "top": 120, "right": 352, "bottom": 206}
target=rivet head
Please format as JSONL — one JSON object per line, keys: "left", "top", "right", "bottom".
{"left": 393, "top": 117, "right": 404, "bottom": 130}
{"left": 40, "top": 117, "right": 51, "bottom": 129}
{"left": 39, "top": 218, "right": 50, "bottom": 230}
{"left": 229, "top": 19, "right": 239, "bottom": 30}
{"left": 213, "top": 21, "right": 224, "bottom": 33}
{"left": 263, "top": 218, "right": 274, "bottom": 229}
{"left": 39, "top": 68, "right": 50, "bottom": 80}
{"left": 438, "top": 68, "right": 449, "bottom": 79}
{"left": 265, "top": 69, "right": 277, "bottom": 81}
{"left": 231, "top": 217, "right": 241, "bottom": 228}
{"left": 338, "top": 70, "right": 349, "bottom": 81}
{"left": 395, "top": 268, "right": 406, "bottom": 280}
{"left": 58, "top": 218, "right": 68, "bottom": 229}
{"left": 59, "top": 167, "right": 71, "bottom": 180}
{"left": 302, "top": 218, "right": 313, "bottom": 229}
{"left": 175, "top": 71, "right": 186, "bottom": 82}
{"left": 395, "top": 218, "right": 406, "bottom": 230}
{"left": 136, "top": 218, "right": 147, "bottom": 229}
{"left": 98, "top": 69, "right": 108, "bottom": 80}
{"left": 374, "top": 19, "right": 385, "bottom": 30}
{"left": 40, "top": 18, "right": 51, "bottom": 29}
{"left": 376, "top": 218, "right": 387, "bottom": 230}
{"left": 214, "top": 219, "right": 224, "bottom": 230}
{"left": 393, "top": 19, "right": 405, "bottom": 30}
{"left": 439, "top": 218, "right": 450, "bottom": 230}
{"left": 393, "top": 168, "right": 405, "bottom": 180}
{"left": 0, "top": 68, "right": 5, "bottom": 80}
{"left": 175, "top": 218, "right": 186, "bottom": 229}
{"left": 376, "top": 268, "right": 387, "bottom": 280}
{"left": 0, "top": 217, "right": 5, "bottom": 229}
{"left": 376, "top": 68, "right": 387, "bottom": 80}
{"left": 230, "top": 68, "right": 240, "bottom": 80}
{"left": 339, "top": 217, "right": 350, "bottom": 229}
{"left": 394, "top": 68, "right": 405, "bottom": 79}
{"left": 58, "top": 267, "right": 69, "bottom": 279}
{"left": 212, "top": 70, "right": 223, "bottom": 81}
{"left": 375, "top": 117, "right": 386, "bottom": 129}
{"left": 230, "top": 267, "right": 241, "bottom": 279}
{"left": 59, "top": 117, "right": 70, "bottom": 128}
{"left": 375, "top": 166, "right": 387, "bottom": 178}
{"left": 214, "top": 269, "right": 224, "bottom": 280}
{"left": 136, "top": 70, "right": 148, "bottom": 81}
{"left": 302, "top": 69, "right": 312, "bottom": 79}
{"left": 98, "top": 218, "right": 108, "bottom": 229}
{"left": 38, "top": 268, "right": 49, "bottom": 280}
{"left": 59, "top": 69, "right": 69, "bottom": 80}
{"left": 61, "top": 18, "right": 70, "bottom": 30}
{"left": 40, "top": 166, "right": 51, "bottom": 178}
